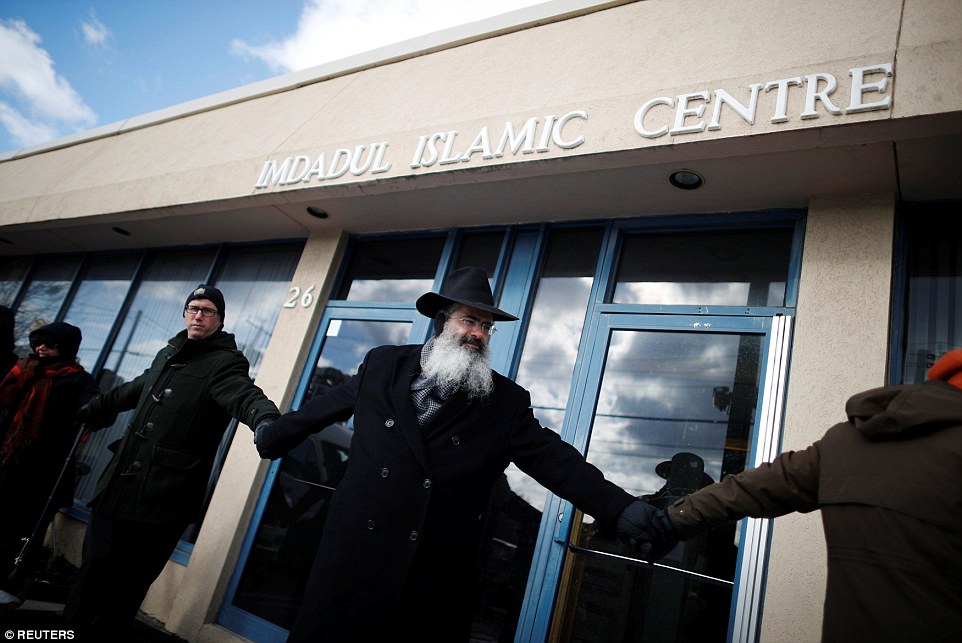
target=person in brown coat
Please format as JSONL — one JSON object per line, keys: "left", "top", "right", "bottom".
{"left": 632, "top": 349, "right": 962, "bottom": 643}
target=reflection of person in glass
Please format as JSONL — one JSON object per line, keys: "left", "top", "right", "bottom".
{"left": 63, "top": 285, "right": 281, "bottom": 637}
{"left": 0, "top": 322, "right": 97, "bottom": 612}
{"left": 631, "top": 349, "right": 962, "bottom": 643}
{"left": 255, "top": 267, "right": 673, "bottom": 642}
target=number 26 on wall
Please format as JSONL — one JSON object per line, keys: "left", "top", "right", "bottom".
{"left": 284, "top": 285, "right": 316, "bottom": 308}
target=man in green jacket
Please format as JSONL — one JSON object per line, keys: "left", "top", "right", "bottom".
{"left": 63, "top": 285, "right": 280, "bottom": 638}
{"left": 630, "top": 349, "right": 962, "bottom": 643}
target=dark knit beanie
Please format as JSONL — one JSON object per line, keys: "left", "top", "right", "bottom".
{"left": 928, "top": 349, "right": 962, "bottom": 390}
{"left": 184, "top": 284, "right": 226, "bottom": 320}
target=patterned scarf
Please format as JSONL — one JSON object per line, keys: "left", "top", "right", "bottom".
{"left": 0, "top": 356, "right": 84, "bottom": 469}
{"left": 411, "top": 339, "right": 461, "bottom": 427}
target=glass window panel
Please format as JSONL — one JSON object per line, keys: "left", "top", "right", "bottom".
{"left": 453, "top": 231, "right": 505, "bottom": 274}
{"left": 556, "top": 328, "right": 763, "bottom": 643}
{"left": 510, "top": 227, "right": 604, "bottom": 508}
{"left": 335, "top": 236, "right": 445, "bottom": 302}
{"left": 181, "top": 242, "right": 304, "bottom": 544}
{"left": 613, "top": 228, "right": 793, "bottom": 307}
{"left": 0, "top": 256, "right": 30, "bottom": 307}
{"left": 214, "top": 243, "right": 304, "bottom": 378}
{"left": 61, "top": 253, "right": 141, "bottom": 373}
{"left": 11, "top": 256, "right": 83, "bottom": 356}
{"left": 472, "top": 227, "right": 603, "bottom": 643}
{"left": 900, "top": 204, "right": 962, "bottom": 383}
{"left": 73, "top": 248, "right": 218, "bottom": 503}
{"left": 231, "top": 319, "right": 412, "bottom": 630}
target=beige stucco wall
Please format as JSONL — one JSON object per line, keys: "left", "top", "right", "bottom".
{"left": 762, "top": 193, "right": 894, "bottom": 641}
{"left": 1, "top": 0, "right": 958, "bottom": 228}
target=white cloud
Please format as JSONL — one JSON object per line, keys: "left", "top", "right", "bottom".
{"left": 0, "top": 18, "right": 96, "bottom": 148}
{"left": 81, "top": 12, "right": 112, "bottom": 48}
{"left": 0, "top": 101, "right": 59, "bottom": 146}
{"left": 230, "top": 0, "right": 545, "bottom": 73}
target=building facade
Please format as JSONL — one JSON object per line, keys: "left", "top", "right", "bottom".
{"left": 1, "top": 1, "right": 960, "bottom": 641}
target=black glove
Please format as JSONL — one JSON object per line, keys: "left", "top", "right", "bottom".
{"left": 614, "top": 499, "right": 680, "bottom": 561}
{"left": 253, "top": 417, "right": 276, "bottom": 458}
{"left": 76, "top": 402, "right": 91, "bottom": 422}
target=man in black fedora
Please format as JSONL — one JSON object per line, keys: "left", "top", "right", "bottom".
{"left": 256, "top": 266, "right": 672, "bottom": 642}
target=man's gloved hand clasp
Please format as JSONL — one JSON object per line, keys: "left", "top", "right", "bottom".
{"left": 253, "top": 417, "right": 277, "bottom": 459}
{"left": 614, "top": 499, "right": 679, "bottom": 561}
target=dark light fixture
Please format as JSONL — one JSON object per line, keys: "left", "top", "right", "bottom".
{"left": 669, "top": 169, "right": 704, "bottom": 190}
{"left": 306, "top": 206, "right": 328, "bottom": 219}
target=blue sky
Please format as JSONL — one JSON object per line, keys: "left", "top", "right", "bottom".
{"left": 0, "top": 0, "right": 548, "bottom": 155}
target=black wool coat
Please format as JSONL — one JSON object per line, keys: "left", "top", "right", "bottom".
{"left": 259, "top": 343, "right": 634, "bottom": 641}
{"left": 87, "top": 329, "right": 280, "bottom": 525}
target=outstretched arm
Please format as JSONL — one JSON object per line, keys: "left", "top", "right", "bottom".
{"left": 667, "top": 442, "right": 822, "bottom": 539}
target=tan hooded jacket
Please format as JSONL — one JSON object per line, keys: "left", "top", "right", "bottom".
{"left": 668, "top": 381, "right": 962, "bottom": 643}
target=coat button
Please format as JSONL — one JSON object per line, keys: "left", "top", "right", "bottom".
{"left": 384, "top": 419, "right": 395, "bottom": 428}
{"left": 451, "top": 436, "right": 461, "bottom": 446}
{"left": 367, "top": 520, "right": 376, "bottom": 530}
{"left": 145, "top": 422, "right": 154, "bottom": 432}
{"left": 409, "top": 531, "right": 419, "bottom": 541}
{"left": 380, "top": 468, "right": 390, "bottom": 478}
{"left": 422, "top": 479, "right": 432, "bottom": 489}
{"left": 131, "top": 461, "right": 142, "bottom": 471}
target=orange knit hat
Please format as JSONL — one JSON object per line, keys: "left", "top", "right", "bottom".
{"left": 928, "top": 349, "right": 962, "bottom": 389}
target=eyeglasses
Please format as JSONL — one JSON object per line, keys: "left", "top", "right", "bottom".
{"left": 30, "top": 339, "right": 58, "bottom": 350}
{"left": 185, "top": 305, "right": 218, "bottom": 318}
{"left": 449, "top": 316, "right": 496, "bottom": 335}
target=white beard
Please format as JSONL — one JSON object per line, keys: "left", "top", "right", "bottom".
{"left": 422, "top": 325, "right": 494, "bottom": 400}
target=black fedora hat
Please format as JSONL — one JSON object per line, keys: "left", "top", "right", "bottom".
{"left": 655, "top": 452, "right": 715, "bottom": 488}
{"left": 416, "top": 267, "right": 518, "bottom": 321}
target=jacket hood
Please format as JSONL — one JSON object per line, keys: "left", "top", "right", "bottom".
{"left": 846, "top": 381, "right": 962, "bottom": 440}
{"left": 29, "top": 321, "right": 83, "bottom": 359}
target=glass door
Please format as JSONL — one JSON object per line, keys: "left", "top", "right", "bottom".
{"left": 218, "top": 311, "right": 419, "bottom": 642}
{"left": 526, "top": 312, "right": 791, "bottom": 643}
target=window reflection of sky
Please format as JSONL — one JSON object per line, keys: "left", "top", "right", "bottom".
{"left": 346, "top": 279, "right": 434, "bottom": 303}
{"left": 588, "top": 330, "right": 759, "bottom": 499}
{"left": 615, "top": 281, "right": 751, "bottom": 306}
{"left": 0, "top": 258, "right": 30, "bottom": 305}
{"left": 510, "top": 276, "right": 594, "bottom": 509}
{"left": 316, "top": 320, "right": 412, "bottom": 380}
{"left": 64, "top": 256, "right": 141, "bottom": 370}
{"left": 516, "top": 277, "right": 592, "bottom": 413}
{"left": 613, "top": 227, "right": 792, "bottom": 308}
{"left": 11, "top": 255, "right": 82, "bottom": 354}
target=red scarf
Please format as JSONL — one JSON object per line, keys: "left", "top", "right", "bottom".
{"left": 0, "top": 356, "right": 85, "bottom": 469}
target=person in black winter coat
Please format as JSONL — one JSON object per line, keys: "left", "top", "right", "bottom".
{"left": 0, "top": 322, "right": 97, "bottom": 610}
{"left": 63, "top": 285, "right": 281, "bottom": 638}
{"left": 255, "top": 267, "right": 672, "bottom": 642}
